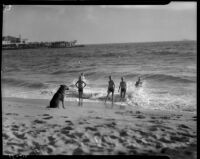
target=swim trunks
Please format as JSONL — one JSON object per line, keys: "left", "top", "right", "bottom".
{"left": 121, "top": 88, "right": 126, "bottom": 92}
{"left": 78, "top": 88, "right": 83, "bottom": 93}
{"left": 108, "top": 88, "right": 114, "bottom": 93}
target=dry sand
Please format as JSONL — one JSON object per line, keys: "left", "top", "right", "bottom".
{"left": 2, "top": 97, "right": 197, "bottom": 158}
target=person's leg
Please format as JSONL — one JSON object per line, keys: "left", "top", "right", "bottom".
{"left": 120, "top": 90, "right": 122, "bottom": 100}
{"left": 105, "top": 91, "right": 110, "bottom": 103}
{"left": 123, "top": 89, "right": 126, "bottom": 98}
{"left": 78, "top": 91, "right": 81, "bottom": 106}
{"left": 80, "top": 91, "right": 83, "bottom": 106}
{"left": 111, "top": 91, "right": 114, "bottom": 106}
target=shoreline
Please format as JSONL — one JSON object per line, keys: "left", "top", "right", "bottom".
{"left": 2, "top": 97, "right": 197, "bottom": 157}
{"left": 3, "top": 96, "right": 196, "bottom": 114}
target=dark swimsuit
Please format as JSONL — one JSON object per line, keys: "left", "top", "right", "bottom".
{"left": 78, "top": 88, "right": 83, "bottom": 93}
{"left": 108, "top": 87, "right": 114, "bottom": 93}
{"left": 121, "top": 88, "right": 126, "bottom": 92}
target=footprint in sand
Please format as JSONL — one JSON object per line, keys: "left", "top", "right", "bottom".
{"left": 73, "top": 147, "right": 87, "bottom": 155}
{"left": 159, "top": 136, "right": 172, "bottom": 143}
{"left": 177, "top": 132, "right": 196, "bottom": 138}
{"left": 109, "top": 135, "right": 119, "bottom": 139}
{"left": 24, "top": 115, "right": 31, "bottom": 117}
{"left": 78, "top": 121, "right": 84, "bottom": 125}
{"left": 42, "top": 114, "right": 50, "bottom": 116}
{"left": 136, "top": 111, "right": 141, "bottom": 114}
{"left": 120, "top": 130, "right": 128, "bottom": 137}
{"left": 48, "top": 136, "right": 56, "bottom": 146}
{"left": 62, "top": 126, "right": 73, "bottom": 131}
{"left": 170, "top": 134, "right": 189, "bottom": 142}
{"left": 148, "top": 126, "right": 158, "bottom": 131}
{"left": 85, "top": 126, "right": 97, "bottom": 131}
{"left": 149, "top": 120, "right": 163, "bottom": 124}
{"left": 11, "top": 125, "right": 19, "bottom": 131}
{"left": 178, "top": 124, "right": 190, "bottom": 129}
{"left": 105, "top": 122, "right": 116, "bottom": 128}
{"left": 33, "top": 119, "right": 46, "bottom": 124}
{"left": 72, "top": 132, "right": 84, "bottom": 138}
{"left": 61, "top": 116, "right": 68, "bottom": 118}
{"left": 94, "top": 132, "right": 101, "bottom": 137}
{"left": 13, "top": 132, "right": 27, "bottom": 140}
{"left": 43, "top": 116, "right": 53, "bottom": 120}
{"left": 82, "top": 138, "right": 90, "bottom": 143}
{"left": 6, "top": 113, "right": 18, "bottom": 116}
{"left": 89, "top": 116, "right": 102, "bottom": 119}
{"left": 65, "top": 120, "right": 73, "bottom": 125}
{"left": 136, "top": 115, "right": 146, "bottom": 119}
{"left": 95, "top": 116, "right": 102, "bottom": 119}
{"left": 160, "top": 147, "right": 170, "bottom": 154}
{"left": 3, "top": 133, "right": 9, "bottom": 139}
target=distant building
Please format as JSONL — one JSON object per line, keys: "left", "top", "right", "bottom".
{"left": 2, "top": 35, "right": 27, "bottom": 45}
{"left": 2, "top": 35, "right": 81, "bottom": 50}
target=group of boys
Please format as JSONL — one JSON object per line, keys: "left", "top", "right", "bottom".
{"left": 75, "top": 73, "right": 142, "bottom": 106}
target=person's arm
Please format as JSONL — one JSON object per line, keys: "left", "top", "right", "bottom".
{"left": 75, "top": 81, "right": 78, "bottom": 88}
{"left": 83, "top": 81, "right": 86, "bottom": 88}
{"left": 118, "top": 83, "right": 121, "bottom": 92}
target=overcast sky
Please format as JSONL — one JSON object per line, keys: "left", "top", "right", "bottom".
{"left": 3, "top": 3, "right": 196, "bottom": 44}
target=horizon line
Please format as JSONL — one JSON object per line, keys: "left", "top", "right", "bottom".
{"left": 81, "top": 39, "right": 196, "bottom": 45}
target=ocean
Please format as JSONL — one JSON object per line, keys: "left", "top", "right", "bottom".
{"left": 1, "top": 41, "right": 196, "bottom": 112}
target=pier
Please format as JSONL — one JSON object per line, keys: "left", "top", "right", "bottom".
{"left": 2, "top": 36, "right": 84, "bottom": 50}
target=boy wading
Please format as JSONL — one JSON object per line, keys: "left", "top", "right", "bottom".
{"left": 119, "top": 77, "right": 127, "bottom": 101}
{"left": 75, "top": 76, "right": 86, "bottom": 106}
{"left": 105, "top": 76, "right": 115, "bottom": 106}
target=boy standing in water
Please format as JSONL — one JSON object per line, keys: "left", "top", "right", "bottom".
{"left": 105, "top": 76, "right": 115, "bottom": 106}
{"left": 135, "top": 77, "right": 142, "bottom": 87}
{"left": 118, "top": 77, "right": 127, "bottom": 100}
{"left": 75, "top": 75, "right": 86, "bottom": 106}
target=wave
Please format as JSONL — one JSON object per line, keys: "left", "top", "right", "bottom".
{"left": 2, "top": 78, "right": 195, "bottom": 112}
{"left": 51, "top": 70, "right": 68, "bottom": 75}
{"left": 2, "top": 78, "right": 48, "bottom": 89}
{"left": 51, "top": 67, "right": 95, "bottom": 75}
{"left": 68, "top": 72, "right": 195, "bottom": 84}
{"left": 122, "top": 73, "right": 195, "bottom": 83}
{"left": 38, "top": 84, "right": 195, "bottom": 112}
{"left": 143, "top": 73, "right": 195, "bottom": 83}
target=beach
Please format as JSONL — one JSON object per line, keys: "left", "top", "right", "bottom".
{"left": 2, "top": 4, "right": 197, "bottom": 158}
{"left": 2, "top": 97, "right": 197, "bottom": 157}
{"left": 2, "top": 41, "right": 197, "bottom": 157}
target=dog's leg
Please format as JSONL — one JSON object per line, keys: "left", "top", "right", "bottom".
{"left": 62, "top": 99, "right": 65, "bottom": 109}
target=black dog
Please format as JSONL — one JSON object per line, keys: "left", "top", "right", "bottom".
{"left": 49, "top": 85, "right": 69, "bottom": 108}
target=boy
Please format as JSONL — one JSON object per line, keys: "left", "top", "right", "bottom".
{"left": 105, "top": 76, "right": 115, "bottom": 106}
{"left": 118, "top": 77, "right": 127, "bottom": 100}
{"left": 75, "top": 76, "right": 87, "bottom": 106}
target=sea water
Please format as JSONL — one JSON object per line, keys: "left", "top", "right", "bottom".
{"left": 1, "top": 41, "right": 196, "bottom": 112}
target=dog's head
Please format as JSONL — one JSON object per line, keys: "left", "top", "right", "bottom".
{"left": 60, "top": 85, "right": 69, "bottom": 91}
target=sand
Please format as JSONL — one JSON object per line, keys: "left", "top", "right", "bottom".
{"left": 2, "top": 97, "right": 197, "bottom": 158}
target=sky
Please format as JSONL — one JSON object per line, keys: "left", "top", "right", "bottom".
{"left": 3, "top": 3, "right": 196, "bottom": 44}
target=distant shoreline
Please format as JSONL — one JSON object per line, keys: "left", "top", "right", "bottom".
{"left": 2, "top": 44, "right": 85, "bottom": 50}
{"left": 79, "top": 40, "right": 196, "bottom": 46}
